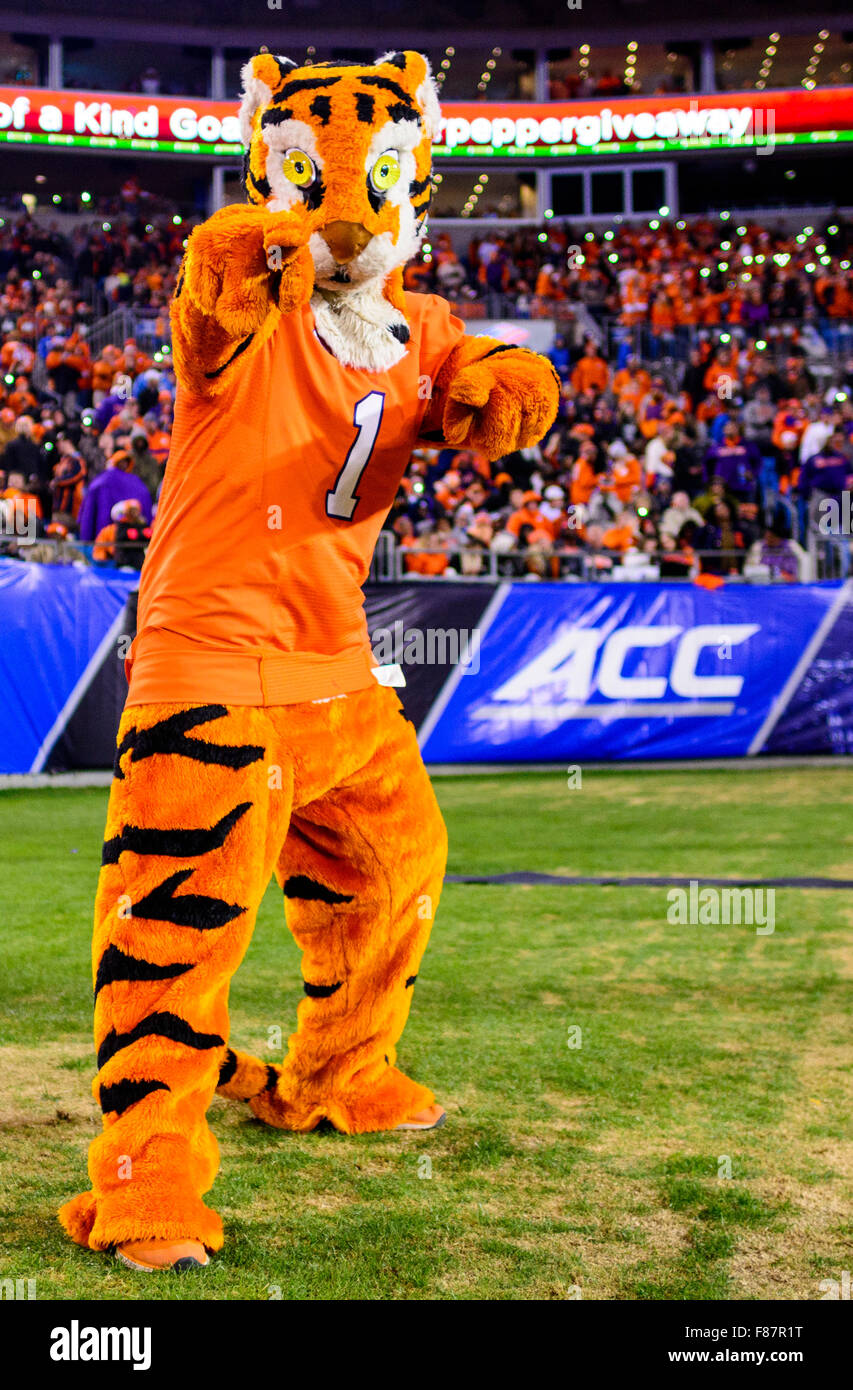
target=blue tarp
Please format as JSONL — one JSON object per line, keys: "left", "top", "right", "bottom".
{"left": 0, "top": 559, "right": 137, "bottom": 773}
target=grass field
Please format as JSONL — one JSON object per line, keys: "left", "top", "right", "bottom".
{"left": 0, "top": 767, "right": 851, "bottom": 1301}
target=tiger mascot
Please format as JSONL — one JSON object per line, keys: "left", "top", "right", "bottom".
{"left": 59, "top": 49, "right": 559, "bottom": 1270}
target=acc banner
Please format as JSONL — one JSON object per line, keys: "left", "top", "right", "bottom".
{"left": 0, "top": 560, "right": 137, "bottom": 774}
{"left": 419, "top": 581, "right": 851, "bottom": 762}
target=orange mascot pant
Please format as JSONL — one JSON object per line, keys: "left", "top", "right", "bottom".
{"left": 59, "top": 682, "right": 446, "bottom": 1253}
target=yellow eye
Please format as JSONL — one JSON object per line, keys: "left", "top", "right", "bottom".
{"left": 370, "top": 151, "right": 401, "bottom": 193}
{"left": 282, "top": 148, "right": 316, "bottom": 187}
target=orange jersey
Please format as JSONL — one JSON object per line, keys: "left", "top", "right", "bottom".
{"left": 127, "top": 293, "right": 466, "bottom": 707}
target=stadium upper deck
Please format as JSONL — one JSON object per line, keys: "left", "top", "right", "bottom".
{"left": 0, "top": 5, "right": 852, "bottom": 220}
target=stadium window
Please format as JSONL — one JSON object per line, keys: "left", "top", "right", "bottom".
{"left": 590, "top": 171, "right": 624, "bottom": 217}
{"left": 551, "top": 173, "right": 584, "bottom": 218}
{"left": 631, "top": 168, "right": 667, "bottom": 215}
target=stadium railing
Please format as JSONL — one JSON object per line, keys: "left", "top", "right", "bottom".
{"left": 7, "top": 538, "right": 843, "bottom": 584}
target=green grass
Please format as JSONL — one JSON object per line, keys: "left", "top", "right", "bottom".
{"left": 0, "top": 767, "right": 851, "bottom": 1300}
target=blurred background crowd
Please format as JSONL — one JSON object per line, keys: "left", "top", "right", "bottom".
{"left": 2, "top": 198, "right": 852, "bottom": 583}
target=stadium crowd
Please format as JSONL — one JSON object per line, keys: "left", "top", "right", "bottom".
{"left": 1, "top": 203, "right": 852, "bottom": 582}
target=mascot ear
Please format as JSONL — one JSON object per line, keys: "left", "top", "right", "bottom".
{"left": 239, "top": 51, "right": 297, "bottom": 148}
{"left": 375, "top": 50, "right": 442, "bottom": 141}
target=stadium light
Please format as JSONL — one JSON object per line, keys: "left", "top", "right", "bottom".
{"left": 659, "top": 205, "right": 670, "bottom": 217}
{"left": 81, "top": 192, "right": 91, "bottom": 203}
{"left": 720, "top": 210, "right": 730, "bottom": 220}
{"left": 755, "top": 340, "right": 767, "bottom": 350}
{"left": 544, "top": 209, "right": 554, "bottom": 219}
{"left": 720, "top": 333, "right": 731, "bottom": 343}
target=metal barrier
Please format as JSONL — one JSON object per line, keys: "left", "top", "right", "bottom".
{"left": 4, "top": 533, "right": 839, "bottom": 582}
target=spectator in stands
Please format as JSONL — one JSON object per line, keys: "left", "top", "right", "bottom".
{"left": 705, "top": 421, "right": 762, "bottom": 502}
{"left": 77, "top": 448, "right": 153, "bottom": 542}
{"left": 50, "top": 437, "right": 87, "bottom": 524}
{"left": 747, "top": 517, "right": 804, "bottom": 583}
{"left": 1, "top": 414, "right": 46, "bottom": 483}
{"left": 660, "top": 491, "right": 705, "bottom": 539}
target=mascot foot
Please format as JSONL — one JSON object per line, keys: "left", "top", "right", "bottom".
{"left": 396, "top": 1103, "right": 447, "bottom": 1131}
{"left": 245, "top": 1058, "right": 438, "bottom": 1134}
{"left": 116, "top": 1239, "right": 209, "bottom": 1272}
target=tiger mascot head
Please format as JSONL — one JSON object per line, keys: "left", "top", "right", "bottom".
{"left": 239, "top": 50, "right": 440, "bottom": 366}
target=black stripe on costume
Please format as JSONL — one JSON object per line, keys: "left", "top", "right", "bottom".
{"left": 204, "top": 334, "right": 255, "bottom": 380}
{"left": 264, "top": 1065, "right": 278, "bottom": 1091}
{"left": 481, "top": 344, "right": 519, "bottom": 359}
{"left": 260, "top": 106, "right": 295, "bottom": 128}
{"left": 355, "top": 92, "right": 375, "bottom": 124}
{"left": 358, "top": 75, "right": 413, "bottom": 105}
{"left": 405, "top": 974, "right": 418, "bottom": 988}
{"left": 410, "top": 176, "right": 431, "bottom": 198}
{"left": 94, "top": 944, "right": 194, "bottom": 999}
{"left": 388, "top": 101, "right": 419, "bottom": 125}
{"left": 380, "top": 52, "right": 408, "bottom": 71}
{"left": 100, "top": 1077, "right": 169, "bottom": 1115}
{"left": 388, "top": 323, "right": 410, "bottom": 344}
{"left": 303, "top": 980, "right": 343, "bottom": 998}
{"left": 276, "top": 75, "right": 341, "bottom": 100}
{"left": 302, "top": 169, "right": 325, "bottom": 212}
{"left": 97, "top": 1012, "right": 225, "bottom": 1070}
{"left": 247, "top": 166, "right": 272, "bottom": 201}
{"left": 310, "top": 94, "right": 332, "bottom": 124}
{"left": 218, "top": 1048, "right": 238, "bottom": 1087}
{"left": 480, "top": 343, "right": 562, "bottom": 393}
{"left": 131, "top": 868, "right": 245, "bottom": 931}
{"left": 102, "top": 802, "right": 252, "bottom": 866}
{"left": 174, "top": 271, "right": 184, "bottom": 299}
{"left": 283, "top": 875, "right": 354, "bottom": 905}
{"left": 366, "top": 181, "right": 383, "bottom": 216}
{"left": 114, "top": 706, "right": 265, "bottom": 780}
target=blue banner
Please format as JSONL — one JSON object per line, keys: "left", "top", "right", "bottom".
{"left": 0, "top": 559, "right": 137, "bottom": 774}
{"left": 419, "top": 581, "right": 851, "bottom": 762}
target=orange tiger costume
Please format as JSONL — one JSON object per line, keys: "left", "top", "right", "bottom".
{"left": 59, "top": 48, "right": 559, "bottom": 1263}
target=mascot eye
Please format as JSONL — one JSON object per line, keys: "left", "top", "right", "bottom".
{"left": 282, "top": 148, "right": 316, "bottom": 187}
{"left": 370, "top": 151, "right": 401, "bottom": 193}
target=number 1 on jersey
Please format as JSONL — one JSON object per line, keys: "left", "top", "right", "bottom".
{"left": 326, "top": 391, "right": 385, "bottom": 521}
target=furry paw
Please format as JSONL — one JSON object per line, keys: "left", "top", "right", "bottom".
{"left": 443, "top": 349, "right": 560, "bottom": 458}
{"left": 180, "top": 204, "right": 314, "bottom": 335}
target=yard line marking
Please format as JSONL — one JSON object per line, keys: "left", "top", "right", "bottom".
{"left": 445, "top": 872, "right": 853, "bottom": 891}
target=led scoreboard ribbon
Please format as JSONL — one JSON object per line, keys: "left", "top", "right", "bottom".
{"left": 1, "top": 85, "right": 852, "bottom": 159}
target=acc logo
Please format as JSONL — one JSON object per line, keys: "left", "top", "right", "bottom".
{"left": 491, "top": 624, "right": 759, "bottom": 713}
